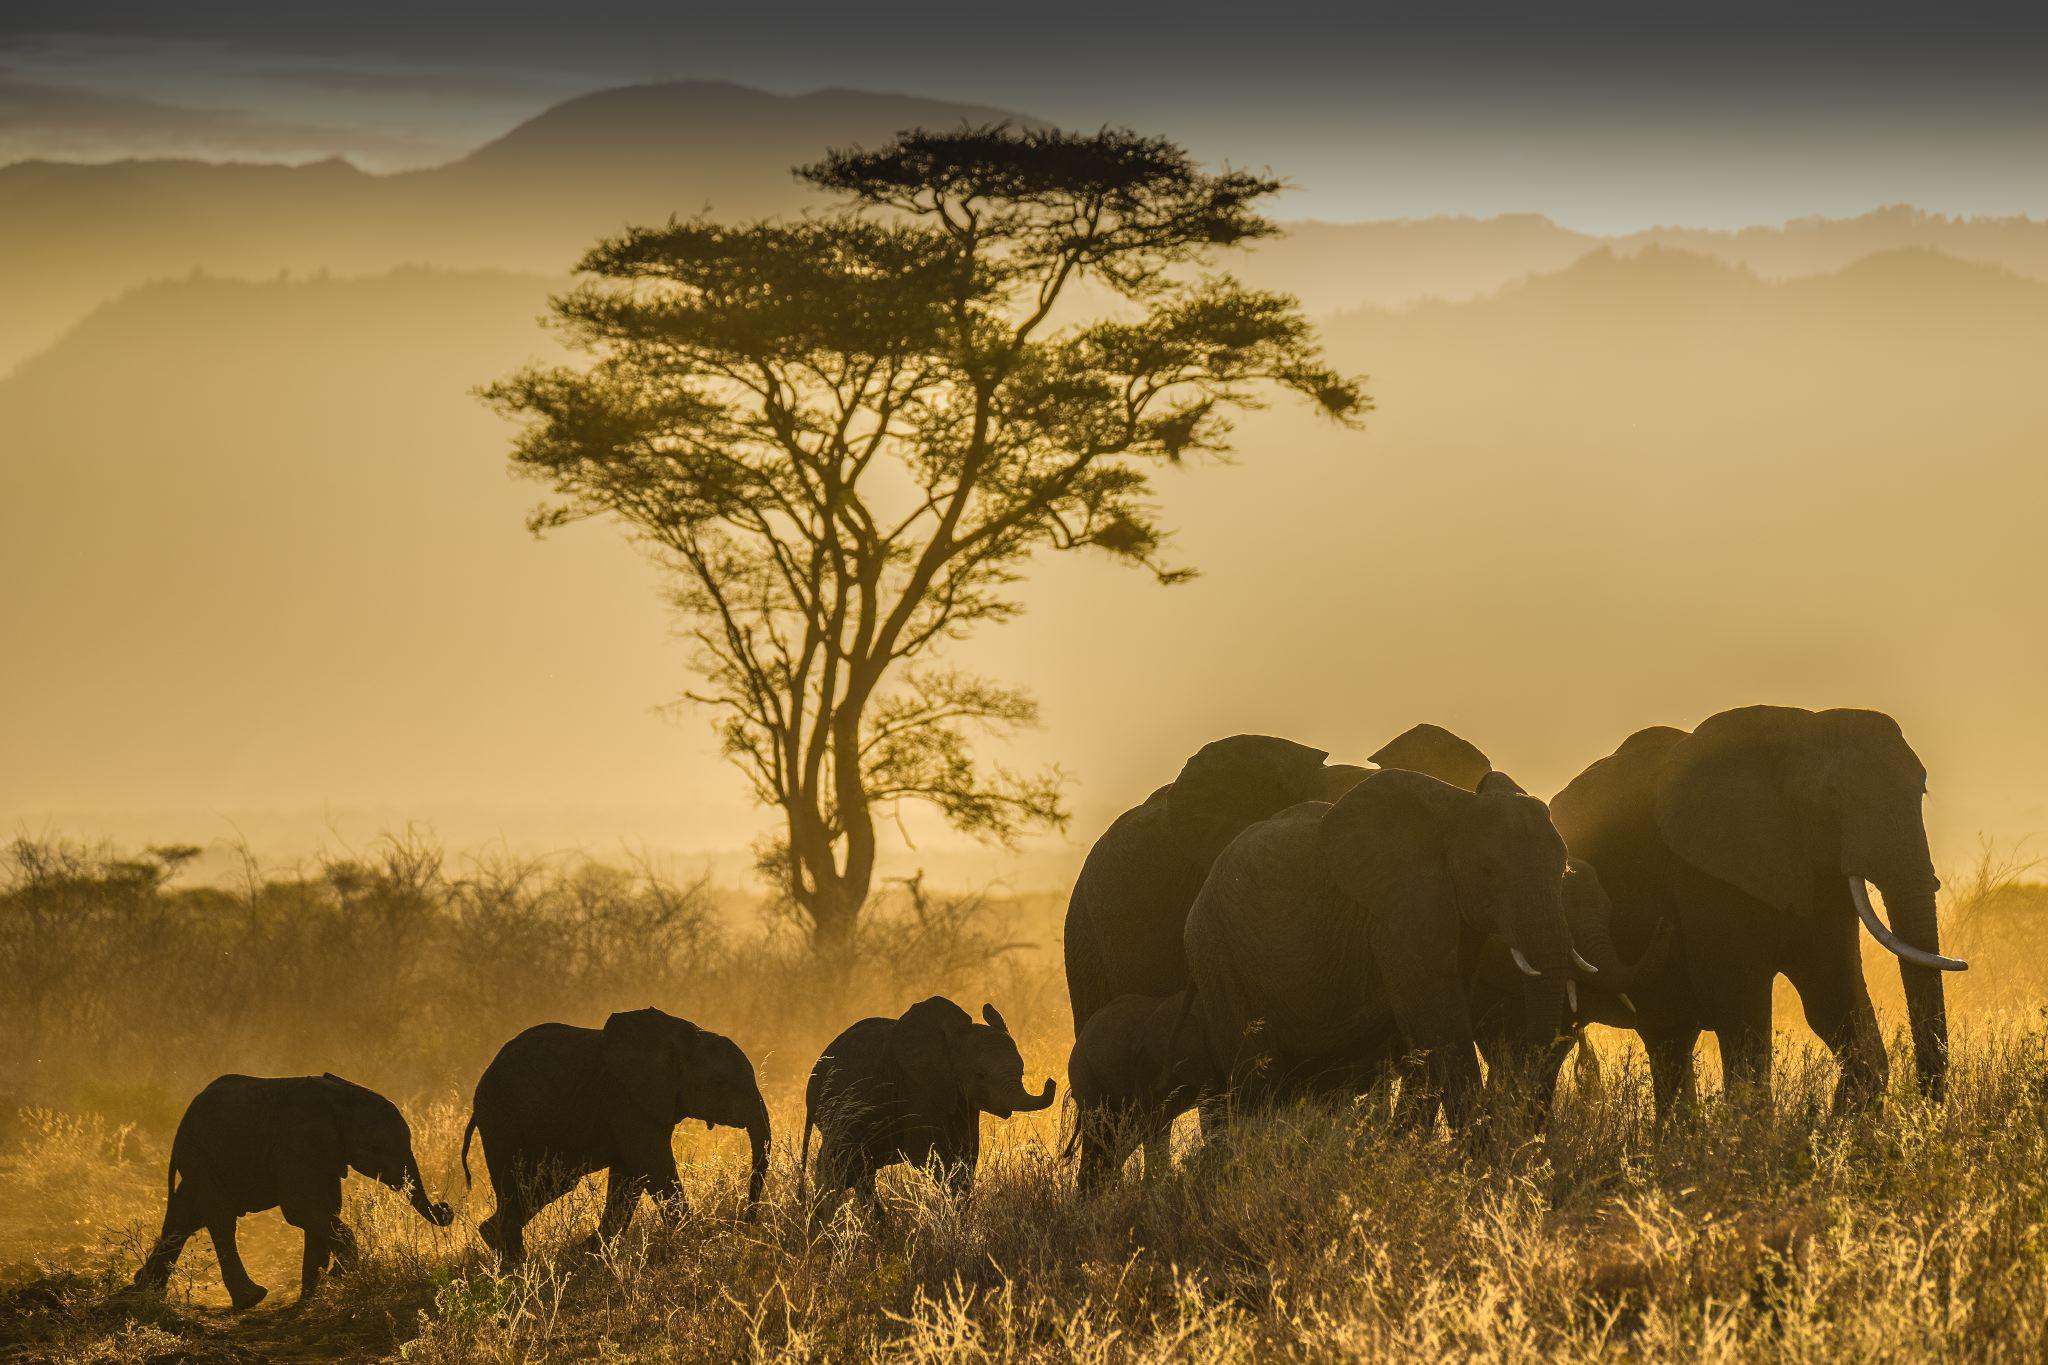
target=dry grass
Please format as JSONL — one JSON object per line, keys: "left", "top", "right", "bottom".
{"left": 3, "top": 837, "right": 2047, "bottom": 1361}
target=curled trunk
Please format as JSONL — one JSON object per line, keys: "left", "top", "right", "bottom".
{"left": 1009, "top": 1078, "right": 1058, "bottom": 1114}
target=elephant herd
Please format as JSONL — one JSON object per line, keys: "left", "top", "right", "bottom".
{"left": 122, "top": 704, "right": 1964, "bottom": 1309}
{"left": 124, "top": 999, "right": 1057, "bottom": 1308}
{"left": 1062, "top": 707, "right": 1966, "bottom": 1183}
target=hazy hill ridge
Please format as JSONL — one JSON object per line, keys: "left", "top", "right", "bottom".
{"left": 6, "top": 244, "right": 2046, "bottom": 863}
{"left": 8, "top": 81, "right": 2048, "bottom": 374}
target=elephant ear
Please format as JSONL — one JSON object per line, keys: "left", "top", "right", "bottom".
{"left": 1370, "top": 724, "right": 1492, "bottom": 792}
{"left": 1166, "top": 734, "right": 1331, "bottom": 871}
{"left": 602, "top": 1007, "right": 688, "bottom": 1126}
{"left": 1317, "top": 768, "right": 1465, "bottom": 909}
{"left": 887, "top": 996, "right": 974, "bottom": 1108}
{"left": 1655, "top": 705, "right": 1828, "bottom": 914}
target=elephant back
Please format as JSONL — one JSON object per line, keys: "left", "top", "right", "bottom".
{"left": 1184, "top": 802, "right": 1374, "bottom": 1071}
{"left": 1063, "top": 787, "right": 1208, "bottom": 1030}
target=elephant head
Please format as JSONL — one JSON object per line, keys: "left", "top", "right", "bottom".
{"left": 1320, "top": 768, "right": 1580, "bottom": 1048}
{"left": 887, "top": 997, "right": 1058, "bottom": 1120}
{"left": 1368, "top": 723, "right": 1494, "bottom": 793}
{"left": 601, "top": 1008, "right": 772, "bottom": 1208}
{"left": 1652, "top": 705, "right": 1964, "bottom": 1094}
{"left": 315, "top": 1074, "right": 454, "bottom": 1227}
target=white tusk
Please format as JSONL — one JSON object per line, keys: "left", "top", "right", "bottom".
{"left": 1566, "top": 980, "right": 1579, "bottom": 1014}
{"left": 1618, "top": 993, "right": 1637, "bottom": 1015}
{"left": 1511, "top": 947, "right": 1542, "bottom": 977}
{"left": 1571, "top": 950, "right": 1599, "bottom": 976}
{"left": 1848, "top": 877, "right": 1968, "bottom": 972}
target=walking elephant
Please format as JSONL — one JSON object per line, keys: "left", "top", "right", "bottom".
{"left": 1065, "top": 990, "right": 1215, "bottom": 1190}
{"left": 462, "top": 1008, "right": 770, "bottom": 1265}
{"left": 801, "top": 997, "right": 1056, "bottom": 1210}
{"left": 1063, "top": 725, "right": 1491, "bottom": 1034}
{"left": 1548, "top": 712, "right": 1966, "bottom": 1113}
{"left": 1184, "top": 768, "right": 1592, "bottom": 1129}
{"left": 1549, "top": 706, "right": 1965, "bottom": 1116}
{"left": 130, "top": 1073, "right": 453, "bottom": 1310}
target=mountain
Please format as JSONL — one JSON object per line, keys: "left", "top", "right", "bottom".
{"left": 5, "top": 248, "right": 2047, "bottom": 861}
{"left": 0, "top": 82, "right": 1037, "bottom": 375}
{"left": 13, "top": 81, "right": 2048, "bottom": 376}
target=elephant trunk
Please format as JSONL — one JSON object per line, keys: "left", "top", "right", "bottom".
{"left": 400, "top": 1148, "right": 454, "bottom": 1226}
{"left": 1861, "top": 877, "right": 1955, "bottom": 1099}
{"left": 1504, "top": 886, "right": 1575, "bottom": 1048}
{"left": 1516, "top": 974, "right": 1570, "bottom": 1052}
{"left": 744, "top": 1100, "right": 772, "bottom": 1211}
{"left": 1008, "top": 1077, "right": 1059, "bottom": 1114}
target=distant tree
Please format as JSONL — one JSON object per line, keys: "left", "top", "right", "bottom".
{"left": 486, "top": 126, "right": 1367, "bottom": 957}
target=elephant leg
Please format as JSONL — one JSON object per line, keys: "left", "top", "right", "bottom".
{"left": 1785, "top": 903, "right": 1889, "bottom": 1112}
{"left": 132, "top": 1181, "right": 203, "bottom": 1292}
{"left": 205, "top": 1215, "right": 267, "bottom": 1311}
{"left": 645, "top": 1156, "right": 687, "bottom": 1230}
{"left": 1076, "top": 1130, "right": 1113, "bottom": 1192}
{"left": 1703, "top": 975, "right": 1775, "bottom": 1106}
{"left": 1390, "top": 1046, "right": 1443, "bottom": 1133}
{"left": 1140, "top": 1119, "right": 1172, "bottom": 1180}
{"left": 855, "top": 1168, "right": 883, "bottom": 1218}
{"left": 298, "top": 1223, "right": 333, "bottom": 1300}
{"left": 1646, "top": 1029, "right": 1701, "bottom": 1122}
{"left": 588, "top": 1168, "right": 647, "bottom": 1251}
{"left": 328, "top": 1218, "right": 362, "bottom": 1274}
{"left": 481, "top": 1178, "right": 531, "bottom": 1267}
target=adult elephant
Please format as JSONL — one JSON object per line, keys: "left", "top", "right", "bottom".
{"left": 1549, "top": 706, "right": 1966, "bottom": 1116}
{"left": 463, "top": 1008, "right": 771, "bottom": 1264}
{"left": 1183, "top": 768, "right": 1590, "bottom": 1127}
{"left": 1063, "top": 725, "right": 1491, "bottom": 1034}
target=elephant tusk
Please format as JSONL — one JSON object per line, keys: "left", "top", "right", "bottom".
{"left": 1618, "top": 993, "right": 1637, "bottom": 1015}
{"left": 1566, "top": 980, "right": 1579, "bottom": 1014}
{"left": 1511, "top": 947, "right": 1542, "bottom": 977}
{"left": 1849, "top": 878, "right": 1968, "bottom": 972}
{"left": 1571, "top": 950, "right": 1599, "bottom": 976}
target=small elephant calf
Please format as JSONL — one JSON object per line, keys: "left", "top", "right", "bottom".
{"left": 131, "top": 1073, "right": 453, "bottom": 1310}
{"left": 1066, "top": 990, "right": 1214, "bottom": 1190}
{"left": 802, "top": 997, "right": 1057, "bottom": 1211}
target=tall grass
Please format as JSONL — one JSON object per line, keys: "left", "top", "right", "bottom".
{"left": 2, "top": 833, "right": 2045, "bottom": 1361}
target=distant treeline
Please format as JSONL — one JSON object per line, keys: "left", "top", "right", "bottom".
{"left": 0, "top": 836, "right": 1054, "bottom": 1131}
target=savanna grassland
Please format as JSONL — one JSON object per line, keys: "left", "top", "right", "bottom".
{"left": 2, "top": 837, "right": 2047, "bottom": 1362}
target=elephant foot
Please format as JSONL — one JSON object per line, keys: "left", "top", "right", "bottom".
{"left": 228, "top": 1282, "right": 269, "bottom": 1312}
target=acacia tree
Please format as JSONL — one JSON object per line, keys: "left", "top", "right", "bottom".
{"left": 487, "top": 126, "right": 1367, "bottom": 956}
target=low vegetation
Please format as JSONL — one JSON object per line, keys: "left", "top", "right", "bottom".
{"left": 2, "top": 835, "right": 2045, "bottom": 1361}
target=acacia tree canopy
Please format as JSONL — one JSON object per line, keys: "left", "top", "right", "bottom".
{"left": 486, "top": 124, "right": 1368, "bottom": 955}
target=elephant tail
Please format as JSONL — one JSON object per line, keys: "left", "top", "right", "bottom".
{"left": 797, "top": 1104, "right": 814, "bottom": 1198}
{"left": 459, "top": 1112, "right": 479, "bottom": 1188}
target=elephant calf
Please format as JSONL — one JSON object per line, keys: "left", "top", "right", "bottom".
{"left": 130, "top": 1073, "right": 453, "bottom": 1310}
{"left": 1066, "top": 990, "right": 1214, "bottom": 1190}
{"left": 463, "top": 1007, "right": 770, "bottom": 1265}
{"left": 802, "top": 997, "right": 1056, "bottom": 1211}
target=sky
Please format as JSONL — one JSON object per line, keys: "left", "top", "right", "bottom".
{"left": 4, "top": 2, "right": 2047, "bottom": 887}
{"left": 4, "top": 3, "right": 2048, "bottom": 231}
